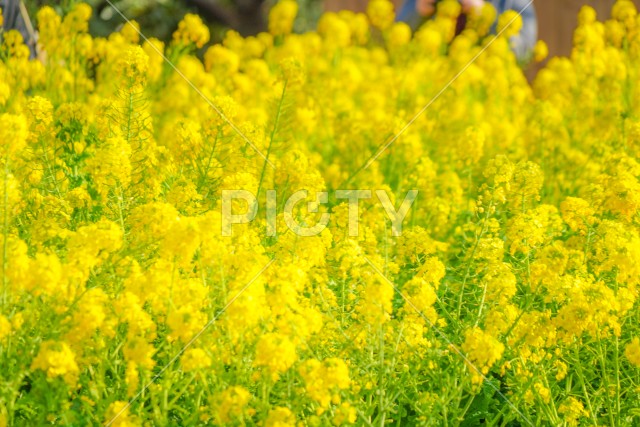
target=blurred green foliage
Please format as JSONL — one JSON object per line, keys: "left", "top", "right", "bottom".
{"left": 24, "top": 0, "right": 324, "bottom": 44}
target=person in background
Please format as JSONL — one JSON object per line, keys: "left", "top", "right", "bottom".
{"left": 0, "top": 0, "right": 37, "bottom": 58}
{"left": 398, "top": 0, "right": 537, "bottom": 62}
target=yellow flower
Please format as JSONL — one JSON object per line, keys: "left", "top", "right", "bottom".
{"left": 121, "top": 20, "right": 140, "bottom": 44}
{"left": 122, "top": 336, "right": 156, "bottom": 370}
{"left": 299, "top": 358, "right": 351, "bottom": 409}
{"left": 118, "top": 45, "right": 149, "bottom": 88}
{"left": 0, "top": 113, "right": 28, "bottom": 157}
{"left": 497, "top": 10, "right": 523, "bottom": 39}
{"left": 558, "top": 397, "right": 587, "bottom": 427}
{"left": 104, "top": 401, "right": 140, "bottom": 427}
{"left": 533, "top": 40, "right": 548, "bottom": 62}
{"left": 0, "top": 316, "right": 11, "bottom": 341}
{"left": 318, "top": 13, "right": 352, "bottom": 48}
{"left": 212, "top": 386, "right": 252, "bottom": 423}
{"left": 333, "top": 402, "right": 357, "bottom": 425}
{"left": 506, "top": 205, "right": 563, "bottom": 255}
{"left": 254, "top": 333, "right": 297, "bottom": 380}
{"left": 560, "top": 197, "right": 595, "bottom": 235}
{"left": 36, "top": 6, "right": 61, "bottom": 52}
{"left": 31, "top": 340, "right": 80, "bottom": 386}
{"left": 625, "top": 338, "right": 640, "bottom": 367}
{"left": 173, "top": 13, "right": 210, "bottom": 48}
{"left": 166, "top": 305, "right": 207, "bottom": 343}
{"left": 367, "top": 0, "right": 395, "bottom": 30}
{"left": 0, "top": 81, "right": 10, "bottom": 106}
{"left": 468, "top": 2, "right": 497, "bottom": 36}
{"left": 264, "top": 407, "right": 296, "bottom": 427}
{"left": 437, "top": 0, "right": 462, "bottom": 20}
{"left": 204, "top": 45, "right": 240, "bottom": 75}
{"left": 125, "top": 362, "right": 139, "bottom": 397}
{"left": 269, "top": 0, "right": 299, "bottom": 36}
{"left": 554, "top": 360, "right": 568, "bottom": 381}
{"left": 357, "top": 274, "right": 394, "bottom": 325}
{"left": 577, "top": 6, "right": 597, "bottom": 26}
{"left": 401, "top": 276, "right": 438, "bottom": 322}
{"left": 461, "top": 328, "right": 504, "bottom": 383}
{"left": 612, "top": 0, "right": 637, "bottom": 24}
{"left": 181, "top": 348, "right": 212, "bottom": 372}
{"left": 85, "top": 136, "right": 132, "bottom": 199}
{"left": 387, "top": 22, "right": 412, "bottom": 48}
{"left": 142, "top": 38, "right": 165, "bottom": 81}
{"left": 533, "top": 382, "right": 551, "bottom": 404}
{"left": 62, "top": 3, "right": 92, "bottom": 34}
{"left": 26, "top": 96, "right": 54, "bottom": 129}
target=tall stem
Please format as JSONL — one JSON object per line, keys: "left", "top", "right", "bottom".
{"left": 257, "top": 80, "right": 287, "bottom": 200}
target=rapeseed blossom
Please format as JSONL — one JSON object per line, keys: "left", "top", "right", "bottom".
{"left": 269, "top": 0, "right": 299, "bottom": 36}
{"left": 172, "top": 13, "right": 210, "bottom": 48}
{"left": 30, "top": 341, "right": 80, "bottom": 386}
{"left": 1, "top": 1, "right": 640, "bottom": 425}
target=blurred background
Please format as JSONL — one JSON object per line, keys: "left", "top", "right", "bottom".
{"left": 25, "top": 0, "right": 323, "bottom": 42}
{"left": 23, "top": 0, "right": 640, "bottom": 62}
{"left": 325, "top": 0, "right": 640, "bottom": 61}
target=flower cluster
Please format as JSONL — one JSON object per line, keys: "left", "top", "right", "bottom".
{"left": 1, "top": 0, "right": 640, "bottom": 425}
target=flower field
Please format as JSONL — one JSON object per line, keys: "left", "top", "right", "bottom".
{"left": 2, "top": 0, "right": 640, "bottom": 425}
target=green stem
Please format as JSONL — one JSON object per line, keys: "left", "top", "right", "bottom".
{"left": 2, "top": 155, "right": 9, "bottom": 308}
{"left": 257, "top": 79, "right": 288, "bottom": 200}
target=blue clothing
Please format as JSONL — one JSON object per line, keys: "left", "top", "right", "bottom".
{"left": 398, "top": 0, "right": 537, "bottom": 61}
{"left": 398, "top": 0, "right": 425, "bottom": 30}
{"left": 0, "top": 0, "right": 37, "bottom": 58}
